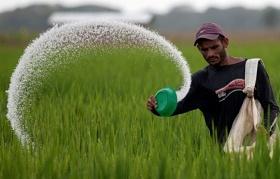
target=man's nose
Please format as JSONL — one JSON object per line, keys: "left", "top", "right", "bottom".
{"left": 206, "top": 49, "right": 215, "bottom": 58}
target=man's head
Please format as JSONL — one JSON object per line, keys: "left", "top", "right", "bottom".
{"left": 194, "top": 23, "right": 229, "bottom": 66}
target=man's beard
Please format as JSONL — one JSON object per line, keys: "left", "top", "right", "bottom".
{"left": 211, "top": 49, "right": 227, "bottom": 67}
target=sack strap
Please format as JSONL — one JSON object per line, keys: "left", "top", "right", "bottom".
{"left": 243, "top": 58, "right": 261, "bottom": 97}
{"left": 243, "top": 58, "right": 262, "bottom": 131}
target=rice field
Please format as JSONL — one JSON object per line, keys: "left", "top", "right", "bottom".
{"left": 0, "top": 39, "right": 280, "bottom": 178}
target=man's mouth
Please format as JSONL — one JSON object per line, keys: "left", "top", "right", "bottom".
{"left": 208, "top": 59, "right": 218, "bottom": 63}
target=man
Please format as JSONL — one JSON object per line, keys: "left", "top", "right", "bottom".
{"left": 147, "top": 22, "right": 279, "bottom": 143}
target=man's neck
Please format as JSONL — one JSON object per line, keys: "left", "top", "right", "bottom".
{"left": 220, "top": 56, "right": 243, "bottom": 66}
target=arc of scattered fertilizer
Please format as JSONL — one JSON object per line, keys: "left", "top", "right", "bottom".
{"left": 7, "top": 21, "right": 191, "bottom": 145}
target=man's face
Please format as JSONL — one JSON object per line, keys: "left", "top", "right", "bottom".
{"left": 197, "top": 38, "right": 228, "bottom": 66}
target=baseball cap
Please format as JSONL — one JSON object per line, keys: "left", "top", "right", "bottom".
{"left": 194, "top": 22, "right": 227, "bottom": 46}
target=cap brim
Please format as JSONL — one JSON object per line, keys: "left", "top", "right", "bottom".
{"left": 194, "top": 34, "right": 220, "bottom": 46}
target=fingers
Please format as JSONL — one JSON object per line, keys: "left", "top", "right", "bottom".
{"left": 147, "top": 97, "right": 154, "bottom": 110}
{"left": 147, "top": 96, "right": 157, "bottom": 111}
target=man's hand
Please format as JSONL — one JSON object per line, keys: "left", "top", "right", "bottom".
{"left": 147, "top": 96, "right": 157, "bottom": 111}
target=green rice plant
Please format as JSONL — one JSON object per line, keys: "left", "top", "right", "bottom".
{"left": 0, "top": 41, "right": 279, "bottom": 179}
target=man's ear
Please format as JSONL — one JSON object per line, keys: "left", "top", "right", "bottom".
{"left": 222, "top": 37, "right": 229, "bottom": 48}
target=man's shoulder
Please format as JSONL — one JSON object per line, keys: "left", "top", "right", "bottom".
{"left": 257, "top": 60, "right": 266, "bottom": 72}
{"left": 192, "top": 66, "right": 209, "bottom": 79}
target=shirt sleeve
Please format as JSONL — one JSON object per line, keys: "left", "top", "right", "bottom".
{"left": 255, "top": 61, "right": 279, "bottom": 135}
{"left": 172, "top": 73, "right": 205, "bottom": 115}
{"left": 151, "top": 72, "right": 205, "bottom": 117}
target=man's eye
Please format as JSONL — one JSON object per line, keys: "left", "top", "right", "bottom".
{"left": 211, "top": 45, "right": 219, "bottom": 49}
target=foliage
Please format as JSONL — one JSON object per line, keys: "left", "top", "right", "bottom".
{"left": 0, "top": 41, "right": 279, "bottom": 178}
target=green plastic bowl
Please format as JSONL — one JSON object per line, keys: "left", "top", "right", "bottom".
{"left": 155, "top": 87, "right": 177, "bottom": 117}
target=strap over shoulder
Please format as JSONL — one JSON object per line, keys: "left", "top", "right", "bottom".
{"left": 243, "top": 58, "right": 261, "bottom": 97}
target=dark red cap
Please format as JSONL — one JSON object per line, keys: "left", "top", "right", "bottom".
{"left": 194, "top": 22, "right": 227, "bottom": 46}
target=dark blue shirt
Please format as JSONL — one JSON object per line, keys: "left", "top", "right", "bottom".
{"left": 157, "top": 60, "right": 279, "bottom": 142}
